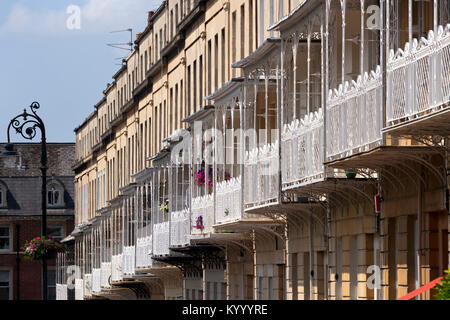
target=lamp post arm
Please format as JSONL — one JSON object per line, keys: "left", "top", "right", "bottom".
{"left": 5, "top": 102, "right": 48, "bottom": 300}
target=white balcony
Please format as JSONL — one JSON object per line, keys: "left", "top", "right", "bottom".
{"left": 136, "top": 225, "right": 152, "bottom": 269}
{"left": 83, "top": 273, "right": 92, "bottom": 298}
{"left": 100, "top": 262, "right": 112, "bottom": 288}
{"left": 387, "top": 25, "right": 450, "bottom": 130}
{"left": 111, "top": 254, "right": 123, "bottom": 282}
{"left": 92, "top": 268, "right": 101, "bottom": 293}
{"left": 122, "top": 246, "right": 136, "bottom": 276}
{"left": 326, "top": 66, "right": 383, "bottom": 162}
{"left": 244, "top": 141, "right": 279, "bottom": 210}
{"left": 56, "top": 284, "right": 68, "bottom": 300}
{"left": 191, "top": 194, "right": 214, "bottom": 235}
{"left": 282, "top": 109, "right": 324, "bottom": 190}
{"left": 75, "top": 278, "right": 84, "bottom": 300}
{"left": 153, "top": 222, "right": 170, "bottom": 255}
{"left": 170, "top": 209, "right": 190, "bottom": 247}
{"left": 215, "top": 176, "right": 242, "bottom": 224}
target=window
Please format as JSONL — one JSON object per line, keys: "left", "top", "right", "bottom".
{"left": 47, "top": 183, "right": 63, "bottom": 207}
{"left": 0, "top": 184, "right": 5, "bottom": 208}
{"left": 0, "top": 270, "right": 11, "bottom": 300}
{"left": 48, "top": 269, "right": 56, "bottom": 300}
{"left": 193, "top": 60, "right": 197, "bottom": 112}
{"left": 232, "top": 11, "right": 236, "bottom": 77}
{"left": 0, "top": 225, "right": 10, "bottom": 251}
{"left": 207, "top": 40, "right": 211, "bottom": 94}
{"left": 47, "top": 225, "right": 64, "bottom": 241}
{"left": 199, "top": 56, "right": 203, "bottom": 108}
{"left": 241, "top": 5, "right": 245, "bottom": 59}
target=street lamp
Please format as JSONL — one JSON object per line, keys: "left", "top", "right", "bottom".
{"left": 1, "top": 102, "right": 48, "bottom": 300}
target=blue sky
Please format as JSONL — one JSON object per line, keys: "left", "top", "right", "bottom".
{"left": 0, "top": 0, "right": 160, "bottom": 143}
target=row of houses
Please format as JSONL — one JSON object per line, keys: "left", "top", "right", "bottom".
{"left": 58, "top": 0, "right": 450, "bottom": 300}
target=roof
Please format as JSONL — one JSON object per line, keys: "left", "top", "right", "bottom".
{"left": 74, "top": 110, "right": 97, "bottom": 133}
{"left": 181, "top": 105, "right": 214, "bottom": 123}
{"left": 268, "top": 0, "right": 318, "bottom": 32}
{"left": 231, "top": 38, "right": 281, "bottom": 69}
{"left": 205, "top": 78, "right": 244, "bottom": 102}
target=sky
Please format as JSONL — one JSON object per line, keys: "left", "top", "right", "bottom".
{"left": 0, "top": 0, "right": 161, "bottom": 143}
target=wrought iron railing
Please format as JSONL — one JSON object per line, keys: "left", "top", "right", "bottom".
{"left": 122, "top": 246, "right": 135, "bottom": 276}
{"left": 136, "top": 225, "right": 152, "bottom": 268}
{"left": 215, "top": 176, "right": 242, "bottom": 224}
{"left": 326, "top": 66, "right": 382, "bottom": 161}
{"left": 387, "top": 25, "right": 450, "bottom": 125}
{"left": 170, "top": 209, "right": 191, "bottom": 246}
{"left": 153, "top": 222, "right": 170, "bottom": 255}
{"left": 191, "top": 194, "right": 214, "bottom": 235}
{"left": 244, "top": 141, "right": 279, "bottom": 209}
{"left": 100, "top": 262, "right": 112, "bottom": 288}
{"left": 282, "top": 108, "right": 324, "bottom": 189}
{"left": 111, "top": 254, "right": 123, "bottom": 282}
{"left": 92, "top": 268, "right": 101, "bottom": 293}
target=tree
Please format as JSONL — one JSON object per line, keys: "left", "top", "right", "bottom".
{"left": 435, "top": 269, "right": 450, "bottom": 300}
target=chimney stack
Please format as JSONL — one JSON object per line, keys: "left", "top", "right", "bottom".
{"left": 148, "top": 11, "right": 154, "bottom": 24}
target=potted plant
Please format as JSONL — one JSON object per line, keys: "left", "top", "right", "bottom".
{"left": 224, "top": 208, "right": 230, "bottom": 216}
{"left": 159, "top": 199, "right": 169, "bottom": 220}
{"left": 22, "top": 236, "right": 64, "bottom": 261}
{"left": 345, "top": 170, "right": 357, "bottom": 179}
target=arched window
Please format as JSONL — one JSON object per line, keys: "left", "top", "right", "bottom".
{"left": 47, "top": 181, "right": 64, "bottom": 208}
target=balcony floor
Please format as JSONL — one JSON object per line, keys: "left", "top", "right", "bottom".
{"left": 384, "top": 102, "right": 450, "bottom": 137}
{"left": 325, "top": 145, "right": 440, "bottom": 170}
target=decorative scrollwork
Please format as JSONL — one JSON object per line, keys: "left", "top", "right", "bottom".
{"left": 7, "top": 102, "right": 45, "bottom": 142}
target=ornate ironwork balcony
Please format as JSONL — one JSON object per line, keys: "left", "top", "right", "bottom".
{"left": 326, "top": 66, "right": 383, "bottom": 162}
{"left": 215, "top": 176, "right": 243, "bottom": 224}
{"left": 191, "top": 194, "right": 214, "bottom": 235}
{"left": 282, "top": 108, "right": 324, "bottom": 190}
{"left": 170, "top": 209, "right": 190, "bottom": 247}
{"left": 153, "top": 222, "right": 170, "bottom": 256}
{"left": 136, "top": 225, "right": 152, "bottom": 269}
{"left": 122, "top": 246, "right": 136, "bottom": 276}
{"left": 244, "top": 141, "right": 279, "bottom": 210}
{"left": 386, "top": 25, "right": 450, "bottom": 135}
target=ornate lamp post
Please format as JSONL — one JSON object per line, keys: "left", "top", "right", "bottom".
{"left": 1, "top": 102, "right": 48, "bottom": 300}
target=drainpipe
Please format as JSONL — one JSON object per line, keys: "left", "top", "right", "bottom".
{"left": 417, "top": 167, "right": 423, "bottom": 299}
{"left": 15, "top": 223, "right": 20, "bottom": 300}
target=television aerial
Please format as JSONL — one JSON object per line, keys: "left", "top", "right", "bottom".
{"left": 107, "top": 28, "right": 133, "bottom": 65}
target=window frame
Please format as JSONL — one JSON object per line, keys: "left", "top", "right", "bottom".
{"left": 0, "top": 181, "right": 7, "bottom": 208}
{"left": 47, "top": 267, "right": 57, "bottom": 300}
{"left": 0, "top": 224, "right": 11, "bottom": 253}
{"left": 47, "top": 224, "right": 64, "bottom": 241}
{"left": 46, "top": 181, "right": 65, "bottom": 208}
{"left": 0, "top": 268, "right": 12, "bottom": 300}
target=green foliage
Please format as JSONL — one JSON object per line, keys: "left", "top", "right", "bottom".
{"left": 435, "top": 269, "right": 450, "bottom": 300}
{"left": 21, "top": 236, "right": 64, "bottom": 261}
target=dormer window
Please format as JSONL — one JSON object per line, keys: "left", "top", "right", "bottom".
{"left": 0, "top": 181, "right": 7, "bottom": 208}
{"left": 47, "top": 181, "right": 65, "bottom": 208}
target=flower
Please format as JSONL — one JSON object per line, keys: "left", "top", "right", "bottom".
{"left": 194, "top": 168, "right": 214, "bottom": 186}
{"left": 193, "top": 216, "right": 204, "bottom": 230}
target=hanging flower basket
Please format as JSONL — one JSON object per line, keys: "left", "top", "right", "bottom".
{"left": 193, "top": 216, "right": 204, "bottom": 231}
{"left": 22, "top": 236, "right": 65, "bottom": 261}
